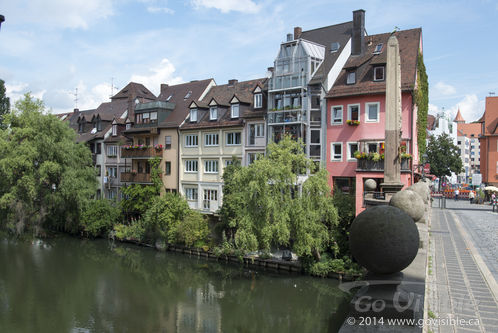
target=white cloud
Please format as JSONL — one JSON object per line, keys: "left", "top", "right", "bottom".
{"left": 4, "top": 0, "right": 114, "bottom": 29}
{"left": 147, "top": 6, "right": 175, "bottom": 14}
{"left": 130, "top": 58, "right": 183, "bottom": 95}
{"left": 434, "top": 81, "right": 456, "bottom": 96}
{"left": 430, "top": 95, "right": 484, "bottom": 123}
{"left": 191, "top": 0, "right": 261, "bottom": 14}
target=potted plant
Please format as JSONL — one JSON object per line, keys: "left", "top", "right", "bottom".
{"left": 346, "top": 119, "right": 360, "bottom": 126}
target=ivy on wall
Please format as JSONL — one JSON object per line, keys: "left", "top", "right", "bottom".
{"left": 415, "top": 52, "right": 429, "bottom": 157}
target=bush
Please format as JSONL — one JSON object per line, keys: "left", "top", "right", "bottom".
{"left": 176, "top": 211, "right": 209, "bottom": 248}
{"left": 81, "top": 199, "right": 120, "bottom": 237}
{"left": 308, "top": 254, "right": 364, "bottom": 278}
{"left": 113, "top": 220, "right": 145, "bottom": 241}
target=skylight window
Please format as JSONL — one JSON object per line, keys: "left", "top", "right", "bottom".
{"left": 166, "top": 95, "right": 172, "bottom": 101}
{"left": 184, "top": 91, "right": 192, "bottom": 100}
{"left": 330, "top": 42, "right": 340, "bottom": 53}
{"left": 373, "top": 43, "right": 383, "bottom": 54}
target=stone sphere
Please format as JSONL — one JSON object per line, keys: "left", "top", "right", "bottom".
{"left": 364, "top": 179, "right": 377, "bottom": 191}
{"left": 389, "top": 190, "right": 425, "bottom": 221}
{"left": 408, "top": 182, "right": 430, "bottom": 204}
{"left": 349, "top": 206, "right": 419, "bottom": 274}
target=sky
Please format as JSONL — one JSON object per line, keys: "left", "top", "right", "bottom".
{"left": 1, "top": 0, "right": 497, "bottom": 122}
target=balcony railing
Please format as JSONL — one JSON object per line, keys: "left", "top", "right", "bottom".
{"left": 120, "top": 172, "right": 162, "bottom": 183}
{"left": 121, "top": 147, "right": 163, "bottom": 158}
{"left": 356, "top": 159, "right": 412, "bottom": 172}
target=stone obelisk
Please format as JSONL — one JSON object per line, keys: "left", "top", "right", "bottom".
{"left": 380, "top": 35, "right": 404, "bottom": 196}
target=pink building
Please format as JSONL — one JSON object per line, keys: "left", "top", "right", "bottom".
{"left": 326, "top": 28, "right": 423, "bottom": 215}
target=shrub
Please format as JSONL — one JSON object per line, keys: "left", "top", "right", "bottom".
{"left": 176, "top": 211, "right": 209, "bottom": 248}
{"left": 81, "top": 199, "right": 120, "bottom": 237}
{"left": 113, "top": 220, "right": 145, "bottom": 241}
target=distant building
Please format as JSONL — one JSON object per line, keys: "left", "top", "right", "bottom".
{"left": 479, "top": 96, "right": 498, "bottom": 186}
{"left": 454, "top": 109, "right": 482, "bottom": 184}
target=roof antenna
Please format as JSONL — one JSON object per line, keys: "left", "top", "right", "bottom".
{"left": 73, "top": 87, "right": 78, "bottom": 108}
{"left": 110, "top": 77, "right": 118, "bottom": 99}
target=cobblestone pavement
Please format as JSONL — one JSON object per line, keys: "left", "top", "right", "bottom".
{"left": 427, "top": 201, "right": 498, "bottom": 333}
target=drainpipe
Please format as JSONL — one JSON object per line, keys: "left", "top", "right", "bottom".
{"left": 410, "top": 91, "right": 414, "bottom": 184}
{"left": 177, "top": 127, "right": 180, "bottom": 192}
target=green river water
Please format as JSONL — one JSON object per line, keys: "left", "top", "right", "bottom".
{"left": 0, "top": 236, "right": 350, "bottom": 332}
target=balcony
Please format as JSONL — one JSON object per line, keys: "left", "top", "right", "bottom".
{"left": 120, "top": 172, "right": 162, "bottom": 183}
{"left": 356, "top": 159, "right": 412, "bottom": 172}
{"left": 121, "top": 147, "right": 163, "bottom": 158}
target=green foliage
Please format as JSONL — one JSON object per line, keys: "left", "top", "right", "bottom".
{"left": 308, "top": 254, "right": 364, "bottom": 278}
{"left": 80, "top": 199, "right": 120, "bottom": 237}
{"left": 415, "top": 52, "right": 429, "bottom": 157}
{"left": 220, "top": 136, "right": 338, "bottom": 262}
{"left": 176, "top": 211, "right": 209, "bottom": 248}
{"left": 332, "top": 189, "right": 356, "bottom": 257}
{"left": 0, "top": 93, "right": 96, "bottom": 235}
{"left": 120, "top": 184, "right": 158, "bottom": 220}
{"left": 426, "top": 133, "right": 462, "bottom": 189}
{"left": 113, "top": 220, "right": 145, "bottom": 241}
{"left": 0, "top": 79, "right": 10, "bottom": 129}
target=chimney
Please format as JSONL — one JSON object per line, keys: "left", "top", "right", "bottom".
{"left": 228, "top": 79, "right": 238, "bottom": 86}
{"left": 351, "top": 9, "right": 365, "bottom": 56}
{"left": 267, "top": 67, "right": 274, "bottom": 73}
{"left": 286, "top": 33, "right": 293, "bottom": 42}
{"left": 73, "top": 108, "right": 79, "bottom": 113}
{"left": 160, "top": 83, "right": 168, "bottom": 93}
{"left": 294, "top": 26, "right": 302, "bottom": 39}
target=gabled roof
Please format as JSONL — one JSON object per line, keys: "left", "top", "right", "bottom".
{"left": 156, "top": 79, "right": 214, "bottom": 128}
{"left": 327, "top": 28, "right": 422, "bottom": 98}
{"left": 300, "top": 22, "right": 354, "bottom": 85}
{"left": 111, "top": 82, "right": 156, "bottom": 102}
{"left": 483, "top": 96, "right": 498, "bottom": 135}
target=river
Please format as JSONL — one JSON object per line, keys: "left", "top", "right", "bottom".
{"left": 0, "top": 236, "right": 351, "bottom": 332}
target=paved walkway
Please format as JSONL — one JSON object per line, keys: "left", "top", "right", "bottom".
{"left": 427, "top": 200, "right": 498, "bottom": 333}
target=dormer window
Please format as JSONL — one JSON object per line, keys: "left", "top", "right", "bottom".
{"left": 134, "top": 98, "right": 140, "bottom": 105}
{"left": 112, "top": 124, "right": 117, "bottom": 136}
{"left": 190, "top": 108, "right": 198, "bottom": 122}
{"left": 126, "top": 123, "right": 131, "bottom": 130}
{"left": 78, "top": 121, "right": 84, "bottom": 133}
{"left": 210, "top": 106, "right": 217, "bottom": 120}
{"left": 373, "top": 43, "right": 383, "bottom": 54}
{"left": 254, "top": 93, "right": 262, "bottom": 109}
{"left": 374, "top": 66, "right": 385, "bottom": 81}
{"left": 346, "top": 71, "right": 356, "bottom": 85}
{"left": 231, "top": 104, "right": 239, "bottom": 118}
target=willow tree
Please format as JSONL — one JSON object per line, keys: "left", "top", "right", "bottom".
{"left": 220, "top": 136, "right": 338, "bottom": 261}
{"left": 0, "top": 93, "right": 96, "bottom": 234}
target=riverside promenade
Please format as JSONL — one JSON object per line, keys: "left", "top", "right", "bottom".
{"left": 426, "top": 200, "right": 498, "bottom": 333}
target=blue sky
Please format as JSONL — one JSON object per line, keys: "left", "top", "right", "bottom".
{"left": 1, "top": 0, "right": 497, "bottom": 122}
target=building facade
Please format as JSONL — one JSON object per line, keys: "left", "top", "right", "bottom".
{"left": 479, "top": 96, "right": 498, "bottom": 186}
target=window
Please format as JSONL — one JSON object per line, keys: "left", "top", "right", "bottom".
{"left": 331, "top": 143, "right": 342, "bottom": 161}
{"left": 150, "top": 112, "right": 157, "bottom": 123}
{"left": 165, "top": 162, "right": 171, "bottom": 175}
{"left": 203, "top": 189, "right": 218, "bottom": 209}
{"left": 347, "top": 104, "right": 360, "bottom": 121}
{"left": 185, "top": 188, "right": 198, "bottom": 201}
{"left": 185, "top": 160, "right": 198, "bottom": 172}
{"left": 226, "top": 132, "right": 241, "bottom": 145}
{"left": 78, "top": 122, "right": 84, "bottom": 133}
{"left": 210, "top": 106, "right": 218, "bottom": 120}
{"left": 95, "top": 143, "right": 101, "bottom": 155}
{"left": 348, "top": 142, "right": 359, "bottom": 160}
{"left": 331, "top": 106, "right": 343, "bottom": 125}
{"left": 107, "top": 189, "right": 116, "bottom": 200}
{"left": 248, "top": 153, "right": 260, "bottom": 165}
{"left": 96, "top": 165, "right": 101, "bottom": 176}
{"left": 107, "top": 145, "right": 118, "bottom": 157}
{"left": 225, "top": 159, "right": 234, "bottom": 166}
{"left": 204, "top": 133, "right": 219, "bottom": 146}
{"left": 347, "top": 71, "right": 356, "bottom": 84}
{"left": 254, "top": 93, "right": 262, "bottom": 108}
{"left": 106, "top": 166, "right": 117, "bottom": 178}
{"left": 231, "top": 104, "right": 239, "bottom": 118}
{"left": 190, "top": 109, "right": 197, "bottom": 122}
{"left": 374, "top": 66, "right": 384, "bottom": 81}
{"left": 165, "top": 136, "right": 172, "bottom": 149}
{"left": 249, "top": 124, "right": 264, "bottom": 145}
{"left": 366, "top": 102, "right": 379, "bottom": 122}
{"left": 373, "top": 43, "right": 383, "bottom": 54}
{"left": 126, "top": 123, "right": 131, "bottom": 130}
{"left": 184, "top": 91, "right": 192, "bottom": 99}
{"left": 112, "top": 124, "right": 117, "bottom": 136}
{"left": 368, "top": 143, "right": 378, "bottom": 153}
{"left": 204, "top": 160, "right": 218, "bottom": 173}
{"left": 185, "top": 134, "right": 198, "bottom": 147}
{"left": 255, "top": 124, "right": 264, "bottom": 137}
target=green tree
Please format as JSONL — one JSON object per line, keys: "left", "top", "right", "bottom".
{"left": 0, "top": 93, "right": 97, "bottom": 234}
{"left": 220, "top": 136, "right": 338, "bottom": 261}
{"left": 426, "top": 133, "right": 462, "bottom": 190}
{"left": 80, "top": 199, "right": 121, "bottom": 237}
{"left": 0, "top": 79, "right": 10, "bottom": 129}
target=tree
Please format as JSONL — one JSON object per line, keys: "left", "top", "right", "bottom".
{"left": 220, "top": 136, "right": 338, "bottom": 261}
{"left": 0, "top": 79, "right": 11, "bottom": 129}
{"left": 0, "top": 93, "right": 97, "bottom": 234}
{"left": 80, "top": 199, "right": 121, "bottom": 237}
{"left": 426, "top": 133, "right": 462, "bottom": 190}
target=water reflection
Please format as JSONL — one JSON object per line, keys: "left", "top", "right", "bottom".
{"left": 0, "top": 237, "right": 350, "bottom": 332}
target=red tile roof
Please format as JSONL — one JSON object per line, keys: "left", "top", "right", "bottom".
{"left": 453, "top": 109, "right": 465, "bottom": 123}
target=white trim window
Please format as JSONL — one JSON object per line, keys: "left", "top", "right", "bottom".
{"left": 203, "top": 189, "right": 218, "bottom": 209}
{"left": 165, "top": 136, "right": 172, "bottom": 149}
{"left": 204, "top": 160, "right": 218, "bottom": 173}
{"left": 185, "top": 160, "right": 198, "bottom": 173}
{"left": 107, "top": 145, "right": 118, "bottom": 157}
{"left": 210, "top": 106, "right": 218, "bottom": 120}
{"left": 331, "top": 142, "right": 343, "bottom": 161}
{"left": 106, "top": 166, "right": 117, "bottom": 178}
{"left": 365, "top": 102, "right": 380, "bottom": 122}
{"left": 347, "top": 142, "right": 359, "bottom": 161}
{"left": 346, "top": 71, "right": 356, "bottom": 84}
{"left": 185, "top": 134, "right": 198, "bottom": 147}
{"left": 255, "top": 124, "right": 264, "bottom": 137}
{"left": 231, "top": 103, "right": 239, "bottom": 118}
{"left": 112, "top": 124, "right": 117, "bottom": 136}
{"left": 374, "top": 66, "right": 385, "bottom": 81}
{"left": 347, "top": 104, "right": 360, "bottom": 121}
{"left": 331, "top": 105, "right": 343, "bottom": 125}
{"left": 204, "top": 133, "right": 219, "bottom": 146}
{"left": 226, "top": 132, "right": 241, "bottom": 145}
{"left": 190, "top": 108, "right": 198, "bottom": 122}
{"left": 254, "top": 93, "right": 262, "bottom": 108}
{"left": 185, "top": 187, "right": 198, "bottom": 201}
